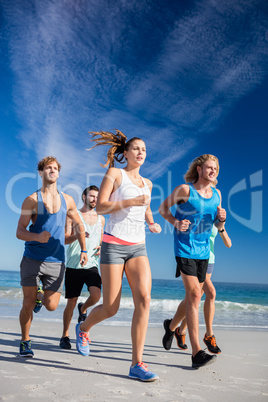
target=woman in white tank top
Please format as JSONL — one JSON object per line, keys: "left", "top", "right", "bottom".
{"left": 76, "top": 130, "right": 162, "bottom": 382}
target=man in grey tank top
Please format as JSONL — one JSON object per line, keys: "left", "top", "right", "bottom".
{"left": 59, "top": 186, "right": 105, "bottom": 349}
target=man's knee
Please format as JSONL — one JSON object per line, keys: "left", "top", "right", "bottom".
{"left": 22, "top": 297, "right": 36, "bottom": 312}
{"left": 205, "top": 286, "right": 216, "bottom": 301}
{"left": 203, "top": 281, "right": 216, "bottom": 301}
{"left": 186, "top": 286, "right": 202, "bottom": 305}
{"left": 43, "top": 295, "right": 60, "bottom": 311}
{"left": 43, "top": 301, "right": 57, "bottom": 311}
{"left": 66, "top": 297, "right": 78, "bottom": 310}
{"left": 89, "top": 287, "right": 101, "bottom": 304}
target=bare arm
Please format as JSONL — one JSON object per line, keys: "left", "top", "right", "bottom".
{"left": 158, "top": 185, "right": 191, "bottom": 231}
{"left": 65, "top": 194, "right": 88, "bottom": 267}
{"left": 96, "top": 168, "right": 150, "bottom": 215}
{"left": 16, "top": 195, "right": 51, "bottom": 243}
{"left": 219, "top": 227, "right": 232, "bottom": 248}
{"left": 100, "top": 215, "right": 105, "bottom": 245}
{"left": 65, "top": 215, "right": 77, "bottom": 245}
{"left": 94, "top": 215, "right": 105, "bottom": 256}
{"left": 144, "top": 179, "right": 161, "bottom": 233}
{"left": 214, "top": 189, "right": 227, "bottom": 230}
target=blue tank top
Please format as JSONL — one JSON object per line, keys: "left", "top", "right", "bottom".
{"left": 174, "top": 184, "right": 220, "bottom": 260}
{"left": 24, "top": 190, "right": 67, "bottom": 262}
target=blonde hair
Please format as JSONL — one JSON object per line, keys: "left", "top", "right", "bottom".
{"left": 89, "top": 130, "right": 142, "bottom": 167}
{"left": 184, "top": 154, "right": 219, "bottom": 186}
{"left": 37, "top": 156, "right": 61, "bottom": 172}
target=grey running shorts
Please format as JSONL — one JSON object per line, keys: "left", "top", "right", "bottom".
{"left": 100, "top": 242, "right": 147, "bottom": 265}
{"left": 20, "top": 256, "right": 65, "bottom": 292}
{"left": 175, "top": 256, "right": 209, "bottom": 283}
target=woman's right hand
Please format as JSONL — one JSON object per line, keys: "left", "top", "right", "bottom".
{"left": 130, "top": 194, "right": 150, "bottom": 206}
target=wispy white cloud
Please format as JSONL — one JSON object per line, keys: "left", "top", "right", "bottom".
{"left": 2, "top": 0, "right": 268, "bottom": 186}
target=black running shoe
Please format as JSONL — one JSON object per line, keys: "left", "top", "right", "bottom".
{"left": 192, "top": 350, "right": 217, "bottom": 369}
{"left": 162, "top": 319, "right": 175, "bottom": 350}
{"left": 60, "top": 336, "right": 72, "bottom": 349}
{"left": 203, "top": 334, "right": 221, "bottom": 354}
{"left": 77, "top": 302, "right": 87, "bottom": 323}
{"left": 174, "top": 328, "right": 188, "bottom": 350}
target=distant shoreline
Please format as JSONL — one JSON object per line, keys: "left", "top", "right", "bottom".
{"left": 0, "top": 269, "right": 267, "bottom": 286}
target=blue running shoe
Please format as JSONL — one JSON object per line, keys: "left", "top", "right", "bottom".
{"left": 129, "top": 362, "right": 159, "bottom": 382}
{"left": 19, "top": 340, "right": 34, "bottom": 357}
{"left": 33, "top": 300, "right": 42, "bottom": 313}
{"left": 75, "top": 323, "right": 90, "bottom": 356}
{"left": 33, "top": 285, "right": 44, "bottom": 313}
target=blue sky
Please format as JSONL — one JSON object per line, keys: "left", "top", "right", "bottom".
{"left": 1, "top": 0, "right": 267, "bottom": 283}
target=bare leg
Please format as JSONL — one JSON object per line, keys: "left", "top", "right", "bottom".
{"left": 43, "top": 290, "right": 61, "bottom": 311}
{"left": 125, "top": 256, "right": 151, "bottom": 366}
{"left": 79, "top": 286, "right": 101, "bottom": 314}
{"left": 62, "top": 297, "right": 78, "bottom": 338}
{"left": 179, "top": 316, "right": 187, "bottom": 334}
{"left": 202, "top": 274, "right": 216, "bottom": 337}
{"left": 20, "top": 286, "right": 38, "bottom": 341}
{"left": 169, "top": 299, "right": 186, "bottom": 331}
{"left": 20, "top": 287, "right": 61, "bottom": 341}
{"left": 80, "top": 264, "right": 124, "bottom": 332}
{"left": 176, "top": 287, "right": 205, "bottom": 334}
{"left": 181, "top": 273, "right": 203, "bottom": 357}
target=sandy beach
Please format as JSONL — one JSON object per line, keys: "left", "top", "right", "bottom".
{"left": 0, "top": 317, "right": 267, "bottom": 401}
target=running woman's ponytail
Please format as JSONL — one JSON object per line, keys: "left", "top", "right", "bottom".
{"left": 89, "top": 130, "right": 142, "bottom": 168}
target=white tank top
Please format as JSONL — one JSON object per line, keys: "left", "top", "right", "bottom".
{"left": 105, "top": 169, "right": 151, "bottom": 243}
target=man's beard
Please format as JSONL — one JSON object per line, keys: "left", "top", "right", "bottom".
{"left": 85, "top": 201, "right": 95, "bottom": 209}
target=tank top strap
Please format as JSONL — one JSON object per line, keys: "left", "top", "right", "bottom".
{"left": 120, "top": 169, "right": 148, "bottom": 191}
{"left": 188, "top": 183, "right": 195, "bottom": 194}
{"left": 120, "top": 168, "right": 129, "bottom": 186}
{"left": 37, "top": 189, "right": 42, "bottom": 201}
{"left": 140, "top": 175, "right": 147, "bottom": 188}
{"left": 59, "top": 191, "right": 67, "bottom": 211}
{"left": 78, "top": 211, "right": 101, "bottom": 234}
{"left": 36, "top": 189, "right": 46, "bottom": 215}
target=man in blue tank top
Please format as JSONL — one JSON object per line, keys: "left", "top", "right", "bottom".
{"left": 59, "top": 186, "right": 105, "bottom": 349}
{"left": 159, "top": 154, "right": 226, "bottom": 369}
{"left": 16, "top": 156, "right": 88, "bottom": 357}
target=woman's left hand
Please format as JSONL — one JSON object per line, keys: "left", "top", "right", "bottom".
{"left": 149, "top": 223, "right": 162, "bottom": 233}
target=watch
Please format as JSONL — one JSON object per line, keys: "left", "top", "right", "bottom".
{"left": 218, "top": 229, "right": 225, "bottom": 233}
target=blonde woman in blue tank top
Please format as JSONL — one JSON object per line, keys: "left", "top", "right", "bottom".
{"left": 75, "top": 130, "right": 162, "bottom": 382}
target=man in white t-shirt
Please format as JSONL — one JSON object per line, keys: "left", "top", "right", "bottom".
{"left": 60, "top": 186, "right": 105, "bottom": 349}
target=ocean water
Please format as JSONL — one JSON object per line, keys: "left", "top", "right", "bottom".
{"left": 0, "top": 270, "right": 267, "bottom": 331}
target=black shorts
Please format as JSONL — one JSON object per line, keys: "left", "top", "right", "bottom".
{"left": 65, "top": 267, "right": 101, "bottom": 299}
{"left": 175, "top": 257, "right": 208, "bottom": 283}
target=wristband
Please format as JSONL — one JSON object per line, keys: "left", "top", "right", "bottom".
{"left": 149, "top": 223, "right": 154, "bottom": 225}
{"left": 218, "top": 229, "right": 225, "bottom": 233}
{"left": 218, "top": 219, "right": 226, "bottom": 222}
{"left": 81, "top": 250, "right": 87, "bottom": 253}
